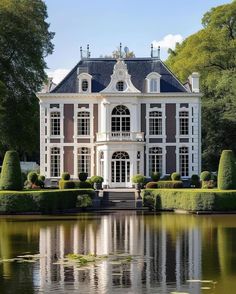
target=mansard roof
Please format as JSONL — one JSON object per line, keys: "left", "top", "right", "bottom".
{"left": 52, "top": 58, "right": 187, "bottom": 93}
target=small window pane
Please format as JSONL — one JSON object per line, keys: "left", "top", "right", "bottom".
{"left": 81, "top": 80, "right": 88, "bottom": 92}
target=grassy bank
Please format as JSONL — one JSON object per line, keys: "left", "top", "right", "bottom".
{"left": 0, "top": 189, "right": 95, "bottom": 213}
{"left": 141, "top": 189, "right": 236, "bottom": 211}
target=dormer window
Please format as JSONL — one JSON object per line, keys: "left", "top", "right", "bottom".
{"left": 146, "top": 72, "right": 161, "bottom": 93}
{"left": 116, "top": 81, "right": 125, "bottom": 91}
{"left": 77, "top": 73, "right": 92, "bottom": 93}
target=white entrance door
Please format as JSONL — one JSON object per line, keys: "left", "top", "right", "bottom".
{"left": 111, "top": 151, "right": 130, "bottom": 187}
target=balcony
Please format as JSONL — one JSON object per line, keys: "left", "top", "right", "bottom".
{"left": 96, "top": 132, "right": 144, "bottom": 142}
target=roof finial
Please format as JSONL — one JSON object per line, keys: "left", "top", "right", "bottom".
{"left": 87, "top": 44, "right": 90, "bottom": 58}
{"left": 80, "top": 46, "right": 83, "bottom": 59}
{"left": 119, "top": 42, "right": 122, "bottom": 58}
{"left": 151, "top": 43, "right": 153, "bottom": 58}
{"left": 158, "top": 46, "right": 160, "bottom": 59}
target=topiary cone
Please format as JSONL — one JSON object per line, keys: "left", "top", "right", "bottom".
{"left": 0, "top": 150, "right": 23, "bottom": 190}
{"left": 218, "top": 150, "right": 236, "bottom": 190}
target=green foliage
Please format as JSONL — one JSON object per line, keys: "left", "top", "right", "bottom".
{"left": 200, "top": 171, "right": 211, "bottom": 181}
{"left": 202, "top": 180, "right": 216, "bottom": 189}
{"left": 146, "top": 182, "right": 158, "bottom": 189}
{"left": 27, "top": 172, "right": 38, "bottom": 184}
{"left": 166, "top": 1, "right": 236, "bottom": 170}
{"left": 59, "top": 180, "right": 93, "bottom": 189}
{"left": 190, "top": 174, "right": 201, "bottom": 188}
{"left": 157, "top": 181, "right": 183, "bottom": 189}
{"left": 0, "top": 150, "right": 23, "bottom": 190}
{"left": 90, "top": 176, "right": 104, "bottom": 183}
{"left": 78, "top": 173, "right": 88, "bottom": 182}
{"left": 151, "top": 172, "right": 161, "bottom": 182}
{"left": 131, "top": 174, "right": 146, "bottom": 184}
{"left": 38, "top": 175, "right": 45, "bottom": 182}
{"left": 0, "top": 189, "right": 95, "bottom": 213}
{"left": 74, "top": 181, "right": 93, "bottom": 189}
{"left": 59, "top": 180, "right": 75, "bottom": 189}
{"left": 77, "top": 195, "right": 92, "bottom": 208}
{"left": 171, "top": 172, "right": 181, "bottom": 181}
{"left": 61, "top": 172, "right": 70, "bottom": 181}
{"left": 218, "top": 150, "right": 236, "bottom": 190}
{"left": 142, "top": 189, "right": 236, "bottom": 211}
{"left": 0, "top": 0, "right": 54, "bottom": 156}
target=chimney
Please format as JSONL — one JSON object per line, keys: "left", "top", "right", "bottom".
{"left": 189, "top": 72, "right": 200, "bottom": 93}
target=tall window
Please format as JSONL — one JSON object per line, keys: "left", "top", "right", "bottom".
{"left": 179, "top": 111, "right": 189, "bottom": 135}
{"left": 150, "top": 79, "right": 158, "bottom": 92}
{"left": 149, "top": 147, "right": 162, "bottom": 175}
{"left": 179, "top": 147, "right": 189, "bottom": 177}
{"left": 78, "top": 147, "right": 91, "bottom": 176}
{"left": 50, "top": 147, "right": 60, "bottom": 177}
{"left": 50, "top": 112, "right": 60, "bottom": 136}
{"left": 137, "top": 151, "right": 141, "bottom": 174}
{"left": 100, "top": 151, "right": 104, "bottom": 178}
{"left": 81, "top": 80, "right": 88, "bottom": 92}
{"left": 77, "top": 111, "right": 90, "bottom": 136}
{"left": 149, "top": 111, "right": 162, "bottom": 135}
{"left": 111, "top": 105, "right": 130, "bottom": 133}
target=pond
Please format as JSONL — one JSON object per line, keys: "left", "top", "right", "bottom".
{"left": 0, "top": 212, "right": 236, "bottom": 294}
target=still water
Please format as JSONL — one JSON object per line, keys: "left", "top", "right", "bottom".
{"left": 0, "top": 212, "right": 236, "bottom": 294}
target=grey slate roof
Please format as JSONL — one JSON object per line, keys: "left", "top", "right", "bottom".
{"left": 52, "top": 58, "right": 187, "bottom": 93}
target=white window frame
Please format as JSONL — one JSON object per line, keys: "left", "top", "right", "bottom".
{"left": 77, "top": 110, "right": 90, "bottom": 136}
{"left": 179, "top": 146, "right": 189, "bottom": 177}
{"left": 179, "top": 110, "right": 189, "bottom": 136}
{"left": 78, "top": 73, "right": 92, "bottom": 93}
{"left": 148, "top": 147, "right": 163, "bottom": 176}
{"left": 149, "top": 110, "right": 163, "bottom": 136}
{"left": 145, "top": 72, "right": 161, "bottom": 93}
{"left": 77, "top": 147, "right": 91, "bottom": 177}
{"left": 50, "top": 147, "right": 61, "bottom": 178}
{"left": 50, "top": 111, "right": 61, "bottom": 137}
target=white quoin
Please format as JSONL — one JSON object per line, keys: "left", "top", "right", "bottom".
{"left": 189, "top": 72, "right": 200, "bottom": 93}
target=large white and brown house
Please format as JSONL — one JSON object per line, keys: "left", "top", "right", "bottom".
{"left": 37, "top": 54, "right": 201, "bottom": 188}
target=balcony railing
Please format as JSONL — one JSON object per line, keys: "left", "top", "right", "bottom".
{"left": 96, "top": 132, "right": 144, "bottom": 142}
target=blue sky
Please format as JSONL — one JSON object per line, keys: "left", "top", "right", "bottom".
{"left": 45, "top": 0, "right": 230, "bottom": 83}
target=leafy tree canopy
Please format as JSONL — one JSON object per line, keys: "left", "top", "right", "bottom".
{"left": 166, "top": 1, "right": 236, "bottom": 170}
{"left": 0, "top": 0, "right": 54, "bottom": 158}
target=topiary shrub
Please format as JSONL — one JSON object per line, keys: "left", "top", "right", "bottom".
{"left": 146, "top": 182, "right": 158, "bottom": 189}
{"left": 59, "top": 180, "right": 75, "bottom": 189}
{"left": 171, "top": 172, "right": 181, "bottom": 181}
{"left": 200, "top": 171, "right": 211, "bottom": 181}
{"left": 74, "top": 181, "right": 93, "bottom": 189}
{"left": 151, "top": 172, "right": 161, "bottom": 182}
{"left": 218, "top": 150, "right": 236, "bottom": 190}
{"left": 62, "top": 172, "right": 70, "bottom": 181}
{"left": 190, "top": 174, "right": 201, "bottom": 188}
{"left": 0, "top": 151, "right": 23, "bottom": 191}
{"left": 132, "top": 174, "right": 146, "bottom": 189}
{"left": 38, "top": 175, "right": 45, "bottom": 182}
{"left": 90, "top": 176, "right": 104, "bottom": 190}
{"left": 157, "top": 181, "right": 183, "bottom": 189}
{"left": 27, "top": 172, "right": 38, "bottom": 184}
{"left": 202, "top": 180, "right": 216, "bottom": 189}
{"left": 161, "top": 174, "right": 171, "bottom": 180}
{"left": 79, "top": 172, "right": 88, "bottom": 182}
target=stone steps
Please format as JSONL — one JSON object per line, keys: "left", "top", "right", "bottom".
{"left": 101, "top": 190, "right": 137, "bottom": 209}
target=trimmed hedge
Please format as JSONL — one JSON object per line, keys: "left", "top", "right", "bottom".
{"left": 0, "top": 189, "right": 95, "bottom": 213}
{"left": 142, "top": 189, "right": 236, "bottom": 211}
{"left": 59, "top": 180, "right": 93, "bottom": 189}
{"left": 146, "top": 181, "right": 183, "bottom": 189}
{"left": 171, "top": 172, "right": 181, "bottom": 181}
{"left": 218, "top": 150, "right": 236, "bottom": 190}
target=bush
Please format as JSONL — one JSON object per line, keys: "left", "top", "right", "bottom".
{"left": 0, "top": 189, "right": 95, "bottom": 213}
{"left": 190, "top": 174, "right": 201, "bottom": 188}
{"left": 132, "top": 174, "right": 146, "bottom": 184}
{"left": 161, "top": 174, "right": 171, "bottom": 180}
{"left": 79, "top": 172, "right": 88, "bottom": 182}
{"left": 59, "top": 180, "right": 75, "bottom": 189}
{"left": 202, "top": 180, "right": 216, "bottom": 189}
{"left": 218, "top": 150, "right": 236, "bottom": 190}
{"left": 146, "top": 182, "right": 158, "bottom": 189}
{"left": 90, "top": 176, "right": 104, "bottom": 183}
{"left": 74, "top": 181, "right": 93, "bottom": 189}
{"left": 27, "top": 172, "right": 38, "bottom": 184}
{"left": 62, "top": 172, "right": 70, "bottom": 181}
{"left": 151, "top": 172, "right": 161, "bottom": 182}
{"left": 0, "top": 151, "right": 23, "bottom": 191}
{"left": 200, "top": 171, "right": 211, "bottom": 181}
{"left": 157, "top": 181, "right": 183, "bottom": 189}
{"left": 38, "top": 175, "right": 45, "bottom": 182}
{"left": 171, "top": 172, "right": 181, "bottom": 181}
{"left": 77, "top": 195, "right": 92, "bottom": 208}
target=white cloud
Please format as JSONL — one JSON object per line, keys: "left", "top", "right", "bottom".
{"left": 152, "top": 34, "right": 183, "bottom": 50}
{"left": 46, "top": 68, "right": 70, "bottom": 84}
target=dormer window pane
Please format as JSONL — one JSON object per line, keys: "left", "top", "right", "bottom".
{"left": 82, "top": 80, "right": 88, "bottom": 92}
{"left": 150, "top": 79, "right": 158, "bottom": 92}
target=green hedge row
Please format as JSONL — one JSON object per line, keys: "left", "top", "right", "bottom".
{"left": 142, "top": 189, "right": 236, "bottom": 211}
{"left": 59, "top": 180, "right": 93, "bottom": 189}
{"left": 0, "top": 189, "right": 95, "bottom": 213}
{"left": 146, "top": 181, "right": 183, "bottom": 189}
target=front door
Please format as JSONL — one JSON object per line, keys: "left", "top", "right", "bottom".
{"left": 111, "top": 151, "right": 130, "bottom": 187}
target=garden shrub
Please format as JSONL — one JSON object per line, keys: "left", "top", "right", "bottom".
{"left": 0, "top": 151, "right": 23, "bottom": 191}
{"left": 202, "top": 180, "right": 216, "bottom": 189}
{"left": 59, "top": 180, "right": 75, "bottom": 189}
{"left": 146, "top": 182, "right": 158, "bottom": 189}
{"left": 200, "top": 171, "right": 211, "bottom": 181}
{"left": 38, "top": 175, "right": 45, "bottom": 182}
{"left": 171, "top": 172, "right": 181, "bottom": 181}
{"left": 161, "top": 174, "right": 171, "bottom": 180}
{"left": 61, "top": 172, "right": 70, "bottom": 181}
{"left": 27, "top": 172, "right": 38, "bottom": 184}
{"left": 157, "top": 181, "right": 183, "bottom": 189}
{"left": 90, "top": 176, "right": 104, "bottom": 184}
{"left": 151, "top": 172, "right": 161, "bottom": 182}
{"left": 218, "top": 150, "right": 236, "bottom": 190}
{"left": 190, "top": 174, "right": 201, "bottom": 188}
{"left": 74, "top": 181, "right": 93, "bottom": 189}
{"left": 79, "top": 173, "right": 88, "bottom": 182}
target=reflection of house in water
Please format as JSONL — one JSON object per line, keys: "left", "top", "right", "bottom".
{"left": 38, "top": 214, "right": 202, "bottom": 293}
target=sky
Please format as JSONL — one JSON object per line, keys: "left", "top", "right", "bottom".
{"left": 44, "top": 0, "right": 230, "bottom": 84}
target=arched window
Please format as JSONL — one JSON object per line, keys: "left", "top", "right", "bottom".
{"left": 111, "top": 151, "right": 130, "bottom": 183}
{"left": 77, "top": 111, "right": 90, "bottom": 136}
{"left": 50, "top": 147, "right": 60, "bottom": 177}
{"left": 179, "top": 147, "right": 189, "bottom": 177}
{"left": 149, "top": 111, "right": 162, "bottom": 135}
{"left": 111, "top": 105, "right": 130, "bottom": 133}
{"left": 149, "top": 147, "right": 162, "bottom": 176}
{"left": 78, "top": 147, "right": 91, "bottom": 176}
{"left": 81, "top": 80, "right": 89, "bottom": 92}
{"left": 146, "top": 72, "right": 161, "bottom": 93}
{"left": 179, "top": 111, "right": 189, "bottom": 135}
{"left": 112, "top": 151, "right": 129, "bottom": 159}
{"left": 150, "top": 79, "right": 158, "bottom": 92}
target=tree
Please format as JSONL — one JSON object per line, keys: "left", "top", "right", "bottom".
{"left": 166, "top": 1, "right": 236, "bottom": 170}
{"left": 0, "top": 0, "right": 54, "bottom": 159}
{"left": 218, "top": 150, "right": 236, "bottom": 190}
{"left": 0, "top": 150, "right": 23, "bottom": 190}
